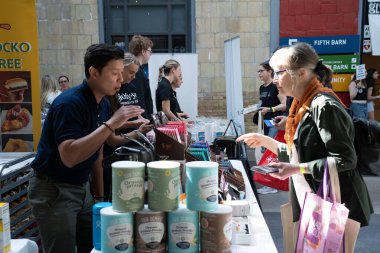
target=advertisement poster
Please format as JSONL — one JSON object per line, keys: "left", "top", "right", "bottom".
{"left": 0, "top": 0, "right": 40, "bottom": 152}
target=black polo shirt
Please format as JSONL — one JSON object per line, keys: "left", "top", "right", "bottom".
{"left": 115, "top": 82, "right": 140, "bottom": 134}
{"left": 155, "top": 77, "right": 182, "bottom": 117}
{"left": 31, "top": 80, "right": 111, "bottom": 184}
{"left": 132, "top": 67, "right": 153, "bottom": 118}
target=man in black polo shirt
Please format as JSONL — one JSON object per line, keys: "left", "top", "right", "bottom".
{"left": 28, "top": 44, "right": 144, "bottom": 253}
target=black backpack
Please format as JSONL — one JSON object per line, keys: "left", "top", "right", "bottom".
{"left": 315, "top": 93, "right": 380, "bottom": 175}
{"left": 353, "top": 117, "right": 380, "bottom": 176}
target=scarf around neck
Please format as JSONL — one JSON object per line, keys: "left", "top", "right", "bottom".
{"left": 285, "top": 77, "right": 344, "bottom": 150}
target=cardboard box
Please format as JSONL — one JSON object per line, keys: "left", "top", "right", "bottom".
{"left": 222, "top": 199, "right": 250, "bottom": 216}
{"left": 0, "top": 203, "right": 11, "bottom": 253}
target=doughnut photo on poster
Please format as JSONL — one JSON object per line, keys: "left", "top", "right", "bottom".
{"left": 0, "top": 71, "right": 32, "bottom": 103}
{"left": 1, "top": 134, "right": 33, "bottom": 152}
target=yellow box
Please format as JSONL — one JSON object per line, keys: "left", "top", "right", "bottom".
{"left": 0, "top": 203, "right": 11, "bottom": 253}
{"left": 331, "top": 74, "right": 353, "bottom": 92}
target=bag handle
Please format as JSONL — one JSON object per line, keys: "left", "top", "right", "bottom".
{"left": 316, "top": 158, "right": 342, "bottom": 203}
{"left": 223, "top": 119, "right": 239, "bottom": 137}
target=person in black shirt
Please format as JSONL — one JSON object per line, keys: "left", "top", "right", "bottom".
{"left": 101, "top": 53, "right": 153, "bottom": 201}
{"left": 129, "top": 35, "right": 154, "bottom": 118}
{"left": 254, "top": 61, "right": 286, "bottom": 137}
{"left": 366, "top": 68, "right": 380, "bottom": 120}
{"left": 156, "top": 59, "right": 189, "bottom": 121}
{"left": 28, "top": 44, "right": 144, "bottom": 253}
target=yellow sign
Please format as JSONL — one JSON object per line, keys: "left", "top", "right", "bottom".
{"left": 0, "top": 0, "right": 40, "bottom": 152}
{"left": 331, "top": 74, "right": 353, "bottom": 92}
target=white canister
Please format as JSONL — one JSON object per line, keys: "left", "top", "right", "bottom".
{"left": 168, "top": 205, "right": 199, "bottom": 253}
{"left": 100, "top": 206, "right": 134, "bottom": 253}
{"left": 112, "top": 161, "right": 145, "bottom": 212}
{"left": 186, "top": 161, "right": 219, "bottom": 212}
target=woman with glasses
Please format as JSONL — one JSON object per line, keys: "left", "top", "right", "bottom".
{"left": 129, "top": 35, "right": 154, "bottom": 118}
{"left": 58, "top": 75, "right": 70, "bottom": 91}
{"left": 238, "top": 43, "right": 373, "bottom": 237}
{"left": 254, "top": 61, "right": 286, "bottom": 138}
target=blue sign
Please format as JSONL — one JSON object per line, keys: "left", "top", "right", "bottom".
{"left": 280, "top": 35, "right": 360, "bottom": 54}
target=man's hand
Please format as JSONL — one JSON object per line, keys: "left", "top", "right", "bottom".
{"left": 107, "top": 105, "right": 144, "bottom": 129}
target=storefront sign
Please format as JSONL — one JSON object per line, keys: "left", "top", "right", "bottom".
{"left": 331, "top": 74, "right": 352, "bottom": 92}
{"left": 356, "top": 64, "right": 366, "bottom": 80}
{"left": 0, "top": 0, "right": 40, "bottom": 152}
{"left": 280, "top": 35, "right": 360, "bottom": 54}
{"left": 319, "top": 55, "right": 358, "bottom": 73}
{"left": 368, "top": 0, "right": 380, "bottom": 55}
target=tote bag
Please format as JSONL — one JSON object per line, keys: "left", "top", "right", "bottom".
{"left": 254, "top": 130, "right": 289, "bottom": 191}
{"left": 295, "top": 158, "right": 360, "bottom": 253}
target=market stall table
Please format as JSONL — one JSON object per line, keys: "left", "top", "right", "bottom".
{"left": 91, "top": 160, "right": 278, "bottom": 253}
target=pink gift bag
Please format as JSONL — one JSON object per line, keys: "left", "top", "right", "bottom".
{"left": 295, "top": 160, "right": 349, "bottom": 253}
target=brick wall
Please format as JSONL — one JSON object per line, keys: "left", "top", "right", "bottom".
{"left": 36, "top": 0, "right": 99, "bottom": 86}
{"left": 280, "top": 0, "right": 359, "bottom": 37}
{"left": 195, "top": 0, "right": 271, "bottom": 132}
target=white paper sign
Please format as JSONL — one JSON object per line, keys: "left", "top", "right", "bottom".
{"left": 356, "top": 64, "right": 366, "bottom": 80}
{"left": 363, "top": 39, "right": 372, "bottom": 53}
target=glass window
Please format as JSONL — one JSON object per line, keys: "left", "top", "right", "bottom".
{"left": 104, "top": 0, "right": 193, "bottom": 53}
{"left": 109, "top": 6, "right": 124, "bottom": 34}
{"left": 127, "top": 6, "right": 168, "bottom": 33}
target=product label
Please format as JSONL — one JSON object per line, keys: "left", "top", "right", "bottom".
{"left": 170, "top": 222, "right": 196, "bottom": 249}
{"left": 223, "top": 220, "right": 232, "bottom": 242}
{"left": 165, "top": 176, "right": 180, "bottom": 200}
{"left": 107, "top": 223, "right": 133, "bottom": 251}
{"left": 198, "top": 176, "right": 218, "bottom": 202}
{"left": 118, "top": 177, "right": 144, "bottom": 201}
{"left": 138, "top": 222, "right": 165, "bottom": 246}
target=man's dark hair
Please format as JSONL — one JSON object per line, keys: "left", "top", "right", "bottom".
{"left": 84, "top": 44, "right": 124, "bottom": 78}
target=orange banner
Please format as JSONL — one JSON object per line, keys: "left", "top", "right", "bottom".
{"left": 0, "top": 0, "right": 40, "bottom": 152}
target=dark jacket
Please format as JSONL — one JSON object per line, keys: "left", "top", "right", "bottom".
{"left": 278, "top": 94, "right": 373, "bottom": 226}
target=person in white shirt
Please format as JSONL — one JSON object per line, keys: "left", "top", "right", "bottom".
{"left": 41, "top": 75, "right": 61, "bottom": 124}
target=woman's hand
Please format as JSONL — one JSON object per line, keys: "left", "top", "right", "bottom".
{"left": 274, "top": 116, "right": 287, "bottom": 131}
{"left": 138, "top": 123, "right": 154, "bottom": 134}
{"left": 261, "top": 107, "right": 270, "bottom": 116}
{"left": 269, "top": 162, "right": 300, "bottom": 180}
{"left": 237, "top": 133, "right": 266, "bottom": 148}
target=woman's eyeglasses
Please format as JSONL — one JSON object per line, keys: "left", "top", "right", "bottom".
{"left": 273, "top": 69, "right": 288, "bottom": 79}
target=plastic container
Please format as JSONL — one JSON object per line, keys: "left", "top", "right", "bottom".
{"left": 186, "top": 161, "right": 219, "bottom": 212}
{"left": 168, "top": 205, "right": 199, "bottom": 253}
{"left": 100, "top": 206, "right": 134, "bottom": 253}
{"left": 112, "top": 161, "right": 145, "bottom": 212}
{"left": 147, "top": 161, "right": 180, "bottom": 211}
{"left": 92, "top": 202, "right": 112, "bottom": 250}
{"left": 200, "top": 204, "right": 233, "bottom": 253}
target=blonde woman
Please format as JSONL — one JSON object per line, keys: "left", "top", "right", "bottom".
{"left": 40, "top": 75, "right": 61, "bottom": 124}
{"left": 155, "top": 59, "right": 188, "bottom": 121}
